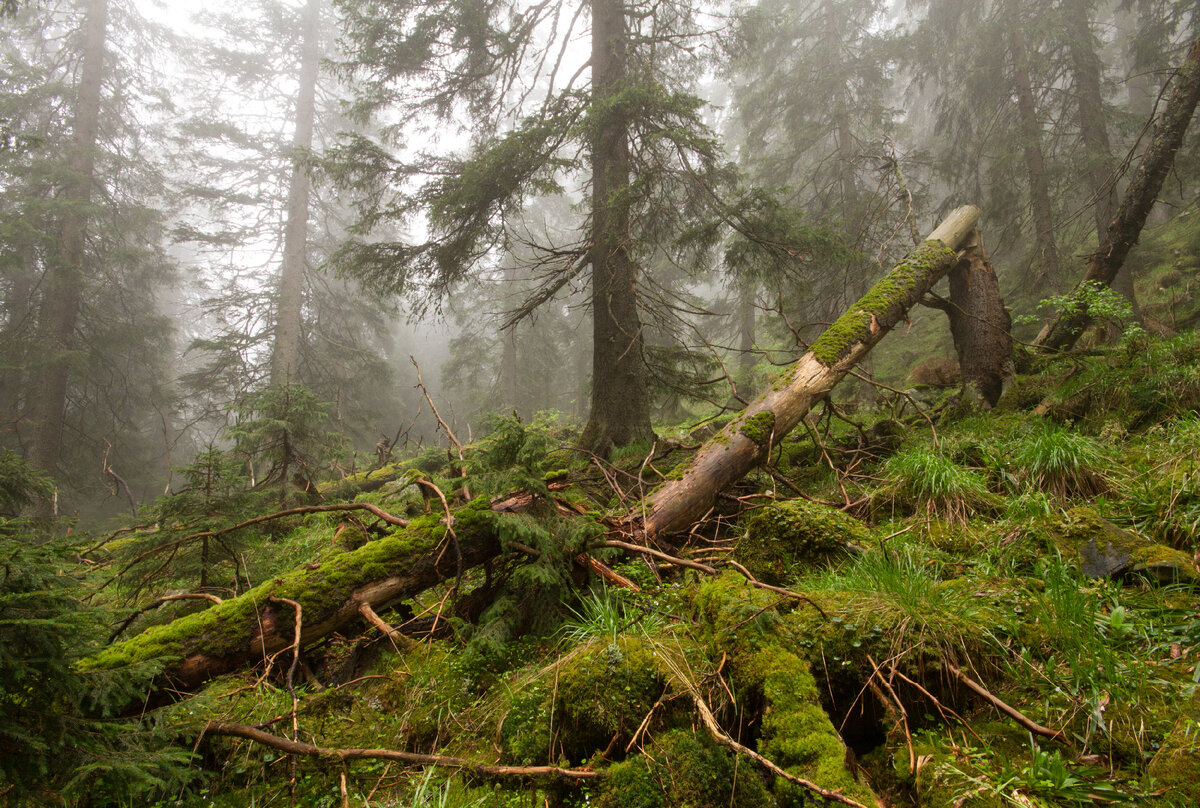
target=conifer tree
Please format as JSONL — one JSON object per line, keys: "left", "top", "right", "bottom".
{"left": 331, "top": 0, "right": 726, "bottom": 454}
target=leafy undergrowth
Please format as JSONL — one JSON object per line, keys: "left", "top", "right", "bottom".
{"left": 15, "top": 335, "right": 1200, "bottom": 808}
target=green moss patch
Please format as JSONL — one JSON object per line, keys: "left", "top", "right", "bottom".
{"left": 810, "top": 241, "right": 958, "bottom": 366}
{"left": 737, "top": 499, "right": 870, "bottom": 583}
{"left": 1050, "top": 506, "right": 1197, "bottom": 582}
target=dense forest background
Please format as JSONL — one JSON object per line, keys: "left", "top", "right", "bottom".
{"left": 5, "top": 0, "right": 1200, "bottom": 806}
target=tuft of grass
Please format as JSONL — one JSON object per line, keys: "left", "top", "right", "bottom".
{"left": 870, "top": 448, "right": 998, "bottom": 524}
{"left": 1010, "top": 422, "right": 1109, "bottom": 500}
{"left": 562, "top": 586, "right": 662, "bottom": 646}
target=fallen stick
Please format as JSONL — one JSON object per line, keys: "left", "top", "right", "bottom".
{"left": 944, "top": 661, "right": 1065, "bottom": 743}
{"left": 202, "top": 722, "right": 601, "bottom": 782}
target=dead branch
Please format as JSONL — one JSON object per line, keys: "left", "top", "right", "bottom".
{"left": 202, "top": 722, "right": 602, "bottom": 782}
{"left": 684, "top": 684, "right": 871, "bottom": 808}
{"left": 944, "top": 661, "right": 1065, "bottom": 743}
{"left": 99, "top": 503, "right": 410, "bottom": 593}
{"left": 410, "top": 356, "right": 472, "bottom": 500}
{"left": 109, "top": 592, "right": 224, "bottom": 643}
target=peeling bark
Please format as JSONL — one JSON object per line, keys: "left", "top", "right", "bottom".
{"left": 946, "top": 231, "right": 1013, "bottom": 407}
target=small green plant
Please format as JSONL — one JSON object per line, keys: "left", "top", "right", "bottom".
{"left": 871, "top": 448, "right": 998, "bottom": 524}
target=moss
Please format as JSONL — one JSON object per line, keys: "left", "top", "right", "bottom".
{"left": 810, "top": 241, "right": 957, "bottom": 366}
{"left": 594, "top": 729, "right": 773, "bottom": 808}
{"left": 737, "top": 499, "right": 871, "bottom": 584}
{"left": 79, "top": 504, "right": 497, "bottom": 673}
{"left": 745, "top": 648, "right": 876, "bottom": 807}
{"left": 738, "top": 410, "right": 776, "bottom": 446}
{"left": 556, "top": 636, "right": 664, "bottom": 759}
{"left": 1050, "top": 506, "right": 1197, "bottom": 582}
{"left": 1148, "top": 707, "right": 1200, "bottom": 806}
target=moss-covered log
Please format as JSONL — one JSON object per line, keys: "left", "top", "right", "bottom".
{"left": 635, "top": 205, "right": 981, "bottom": 540}
{"left": 1036, "top": 39, "right": 1200, "bottom": 352}
{"left": 81, "top": 496, "right": 522, "bottom": 692}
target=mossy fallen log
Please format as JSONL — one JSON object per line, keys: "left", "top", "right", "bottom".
{"left": 81, "top": 496, "right": 518, "bottom": 692}
{"left": 636, "top": 206, "right": 981, "bottom": 540}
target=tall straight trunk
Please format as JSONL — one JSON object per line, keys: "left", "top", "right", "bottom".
{"left": 1007, "top": 16, "right": 1060, "bottom": 280}
{"left": 580, "top": 0, "right": 653, "bottom": 455}
{"left": 1064, "top": 0, "right": 1141, "bottom": 321}
{"left": 1037, "top": 40, "right": 1200, "bottom": 351}
{"left": 737, "top": 280, "right": 756, "bottom": 390}
{"left": 0, "top": 245, "right": 37, "bottom": 433}
{"left": 501, "top": 327, "right": 518, "bottom": 413}
{"left": 28, "top": 0, "right": 108, "bottom": 491}
{"left": 821, "top": 0, "right": 857, "bottom": 223}
{"left": 269, "top": 0, "right": 320, "bottom": 386}
{"left": 1065, "top": 0, "right": 1116, "bottom": 234}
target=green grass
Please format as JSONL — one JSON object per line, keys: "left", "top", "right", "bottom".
{"left": 871, "top": 447, "right": 998, "bottom": 524}
{"left": 1009, "top": 421, "right": 1110, "bottom": 500}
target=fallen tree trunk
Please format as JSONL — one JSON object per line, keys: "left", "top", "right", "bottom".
{"left": 635, "top": 205, "right": 981, "bottom": 540}
{"left": 85, "top": 208, "right": 981, "bottom": 695}
{"left": 1036, "top": 39, "right": 1200, "bottom": 352}
{"left": 80, "top": 495, "right": 528, "bottom": 692}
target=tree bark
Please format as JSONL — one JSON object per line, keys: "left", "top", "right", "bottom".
{"left": 27, "top": 0, "right": 108, "bottom": 493}
{"left": 1007, "top": 16, "right": 1060, "bottom": 280}
{"left": 580, "top": 0, "right": 654, "bottom": 455}
{"left": 636, "top": 206, "right": 981, "bottom": 540}
{"left": 946, "top": 231, "right": 1013, "bottom": 407}
{"left": 1036, "top": 40, "right": 1200, "bottom": 352}
{"left": 1063, "top": 0, "right": 1140, "bottom": 321}
{"left": 269, "top": 0, "right": 320, "bottom": 386}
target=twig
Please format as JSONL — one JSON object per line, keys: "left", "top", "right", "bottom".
{"left": 943, "top": 661, "right": 1065, "bottom": 743}
{"left": 410, "top": 356, "right": 471, "bottom": 500}
{"left": 202, "top": 722, "right": 602, "bottom": 782}
{"left": 867, "top": 654, "right": 915, "bottom": 776}
{"left": 683, "top": 682, "right": 870, "bottom": 808}
{"left": 599, "top": 541, "right": 829, "bottom": 618}
{"left": 96, "top": 503, "right": 409, "bottom": 595}
{"left": 358, "top": 602, "right": 415, "bottom": 651}
{"left": 268, "top": 596, "right": 303, "bottom": 803}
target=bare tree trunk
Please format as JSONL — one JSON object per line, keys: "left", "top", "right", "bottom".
{"left": 1064, "top": 0, "right": 1140, "bottom": 322}
{"left": 946, "top": 232, "right": 1013, "bottom": 406}
{"left": 636, "top": 206, "right": 981, "bottom": 540}
{"left": 27, "top": 0, "right": 108, "bottom": 496}
{"left": 501, "top": 326, "right": 518, "bottom": 413}
{"left": 1037, "top": 40, "right": 1200, "bottom": 352}
{"left": 1007, "top": 16, "right": 1060, "bottom": 280}
{"left": 269, "top": 0, "right": 320, "bottom": 386}
{"left": 736, "top": 279, "right": 756, "bottom": 395}
{"left": 580, "top": 0, "right": 654, "bottom": 456}
{"left": 0, "top": 245, "right": 37, "bottom": 434}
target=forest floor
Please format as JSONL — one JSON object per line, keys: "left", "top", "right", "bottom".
{"left": 20, "top": 211, "right": 1200, "bottom": 808}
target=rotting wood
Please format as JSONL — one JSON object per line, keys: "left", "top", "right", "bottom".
{"left": 634, "top": 205, "right": 981, "bottom": 540}
{"left": 1037, "top": 39, "right": 1200, "bottom": 352}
